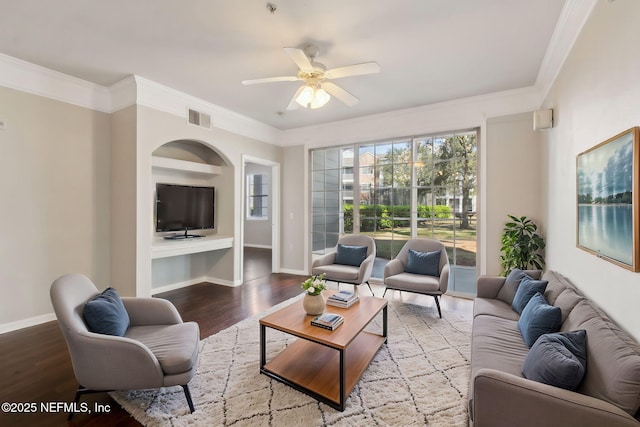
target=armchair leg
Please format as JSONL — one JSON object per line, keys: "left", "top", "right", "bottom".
{"left": 366, "top": 281, "right": 374, "bottom": 296}
{"left": 182, "top": 384, "right": 195, "bottom": 413}
{"left": 383, "top": 288, "right": 388, "bottom": 297}
{"left": 68, "top": 385, "right": 111, "bottom": 420}
{"left": 68, "top": 386, "right": 84, "bottom": 420}
{"left": 434, "top": 295, "right": 442, "bottom": 318}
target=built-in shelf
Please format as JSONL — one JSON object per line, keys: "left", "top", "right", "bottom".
{"left": 152, "top": 235, "right": 233, "bottom": 259}
{"left": 151, "top": 156, "right": 222, "bottom": 175}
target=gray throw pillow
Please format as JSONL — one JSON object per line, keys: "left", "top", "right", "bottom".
{"left": 517, "top": 292, "right": 561, "bottom": 347}
{"left": 335, "top": 244, "right": 368, "bottom": 267}
{"left": 522, "top": 330, "right": 587, "bottom": 391}
{"left": 512, "top": 277, "right": 549, "bottom": 314}
{"left": 83, "top": 287, "right": 130, "bottom": 336}
{"left": 405, "top": 249, "right": 441, "bottom": 276}
{"left": 497, "top": 268, "right": 531, "bottom": 304}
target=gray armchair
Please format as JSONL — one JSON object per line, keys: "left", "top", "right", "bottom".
{"left": 383, "top": 238, "right": 450, "bottom": 317}
{"left": 50, "top": 274, "right": 200, "bottom": 418}
{"left": 312, "top": 234, "right": 376, "bottom": 295}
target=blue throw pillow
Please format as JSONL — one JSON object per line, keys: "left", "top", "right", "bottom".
{"left": 512, "top": 277, "right": 549, "bottom": 314}
{"left": 522, "top": 330, "right": 587, "bottom": 391}
{"left": 335, "top": 244, "right": 368, "bottom": 267}
{"left": 83, "top": 287, "right": 130, "bottom": 336}
{"left": 518, "top": 292, "right": 561, "bottom": 347}
{"left": 406, "top": 249, "right": 441, "bottom": 276}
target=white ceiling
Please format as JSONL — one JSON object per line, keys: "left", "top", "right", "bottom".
{"left": 0, "top": 0, "right": 567, "bottom": 130}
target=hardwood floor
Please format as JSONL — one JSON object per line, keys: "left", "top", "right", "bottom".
{"left": 0, "top": 248, "right": 473, "bottom": 426}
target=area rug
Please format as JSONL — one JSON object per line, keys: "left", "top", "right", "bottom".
{"left": 111, "top": 296, "right": 472, "bottom": 426}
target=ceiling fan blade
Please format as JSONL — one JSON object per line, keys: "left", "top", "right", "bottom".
{"left": 324, "top": 62, "right": 381, "bottom": 79}
{"left": 284, "top": 47, "right": 314, "bottom": 73}
{"left": 242, "top": 76, "right": 300, "bottom": 85}
{"left": 286, "top": 85, "right": 305, "bottom": 110}
{"left": 322, "top": 82, "right": 359, "bottom": 107}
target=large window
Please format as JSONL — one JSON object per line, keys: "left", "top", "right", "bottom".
{"left": 311, "top": 130, "right": 477, "bottom": 295}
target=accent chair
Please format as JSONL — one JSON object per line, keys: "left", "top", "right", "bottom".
{"left": 383, "top": 238, "right": 450, "bottom": 317}
{"left": 311, "top": 234, "right": 376, "bottom": 295}
{"left": 50, "top": 274, "right": 200, "bottom": 419}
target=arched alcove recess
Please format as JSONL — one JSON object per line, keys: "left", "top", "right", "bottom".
{"left": 152, "top": 139, "right": 229, "bottom": 168}
{"left": 150, "top": 139, "right": 236, "bottom": 293}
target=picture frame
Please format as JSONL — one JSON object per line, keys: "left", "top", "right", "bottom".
{"left": 576, "top": 127, "right": 640, "bottom": 271}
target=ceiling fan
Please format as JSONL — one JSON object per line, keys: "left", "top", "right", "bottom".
{"left": 241, "top": 44, "right": 381, "bottom": 110}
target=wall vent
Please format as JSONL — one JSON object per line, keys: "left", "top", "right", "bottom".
{"left": 187, "top": 108, "right": 211, "bottom": 129}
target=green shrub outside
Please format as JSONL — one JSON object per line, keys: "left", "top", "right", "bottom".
{"left": 343, "top": 204, "right": 451, "bottom": 232}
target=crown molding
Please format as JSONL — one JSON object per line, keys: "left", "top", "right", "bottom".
{"left": 0, "top": 54, "right": 281, "bottom": 144}
{"left": 535, "top": 0, "right": 597, "bottom": 102}
{"left": 0, "top": 53, "right": 111, "bottom": 112}
{"left": 278, "top": 85, "right": 543, "bottom": 147}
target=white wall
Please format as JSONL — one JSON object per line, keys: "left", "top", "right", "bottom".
{"left": 486, "top": 112, "right": 543, "bottom": 275}
{"left": 541, "top": 0, "right": 640, "bottom": 340}
{"left": 0, "top": 87, "right": 111, "bottom": 330}
{"left": 280, "top": 145, "right": 308, "bottom": 275}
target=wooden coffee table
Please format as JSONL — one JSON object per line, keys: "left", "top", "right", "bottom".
{"left": 259, "top": 291, "right": 388, "bottom": 411}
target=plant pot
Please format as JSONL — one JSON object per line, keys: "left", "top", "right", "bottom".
{"left": 302, "top": 293, "right": 326, "bottom": 315}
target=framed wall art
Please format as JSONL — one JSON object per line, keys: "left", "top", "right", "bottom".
{"left": 576, "top": 126, "right": 640, "bottom": 271}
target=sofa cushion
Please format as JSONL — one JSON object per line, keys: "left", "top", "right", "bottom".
{"left": 553, "top": 289, "right": 584, "bottom": 323}
{"left": 512, "top": 277, "right": 549, "bottom": 314}
{"left": 542, "top": 270, "right": 574, "bottom": 305}
{"left": 522, "top": 330, "right": 587, "bottom": 391}
{"left": 473, "top": 298, "right": 520, "bottom": 321}
{"left": 83, "top": 287, "right": 130, "bottom": 336}
{"left": 580, "top": 319, "right": 640, "bottom": 416}
{"left": 497, "top": 269, "right": 530, "bottom": 305}
{"left": 406, "top": 249, "right": 440, "bottom": 276}
{"left": 335, "top": 244, "right": 368, "bottom": 267}
{"left": 518, "top": 293, "right": 561, "bottom": 347}
{"left": 126, "top": 322, "right": 200, "bottom": 375}
{"left": 472, "top": 315, "right": 530, "bottom": 376}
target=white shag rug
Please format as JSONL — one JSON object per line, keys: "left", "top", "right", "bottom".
{"left": 111, "top": 296, "right": 471, "bottom": 426}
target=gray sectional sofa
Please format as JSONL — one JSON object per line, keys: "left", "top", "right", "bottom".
{"left": 470, "top": 270, "right": 640, "bottom": 427}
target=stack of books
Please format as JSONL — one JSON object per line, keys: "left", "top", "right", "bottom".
{"left": 326, "top": 290, "right": 360, "bottom": 308}
{"left": 311, "top": 313, "right": 344, "bottom": 331}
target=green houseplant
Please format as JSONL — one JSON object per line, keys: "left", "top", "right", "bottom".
{"left": 500, "top": 215, "right": 546, "bottom": 275}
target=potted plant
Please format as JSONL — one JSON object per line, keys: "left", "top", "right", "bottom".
{"left": 301, "top": 274, "right": 327, "bottom": 315}
{"left": 500, "top": 215, "right": 546, "bottom": 275}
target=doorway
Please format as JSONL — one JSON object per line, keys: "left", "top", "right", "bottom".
{"left": 241, "top": 156, "right": 280, "bottom": 283}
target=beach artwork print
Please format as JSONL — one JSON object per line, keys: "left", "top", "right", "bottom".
{"left": 577, "top": 127, "right": 639, "bottom": 271}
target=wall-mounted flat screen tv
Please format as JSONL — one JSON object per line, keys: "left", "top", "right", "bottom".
{"left": 156, "top": 183, "right": 215, "bottom": 234}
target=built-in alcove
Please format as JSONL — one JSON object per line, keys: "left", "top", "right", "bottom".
{"left": 151, "top": 139, "right": 235, "bottom": 292}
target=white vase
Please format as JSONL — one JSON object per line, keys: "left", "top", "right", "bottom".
{"left": 303, "top": 293, "right": 326, "bottom": 315}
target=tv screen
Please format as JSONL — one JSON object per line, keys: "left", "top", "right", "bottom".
{"left": 156, "top": 184, "right": 215, "bottom": 232}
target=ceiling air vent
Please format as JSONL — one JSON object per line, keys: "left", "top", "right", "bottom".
{"left": 187, "top": 108, "right": 211, "bottom": 129}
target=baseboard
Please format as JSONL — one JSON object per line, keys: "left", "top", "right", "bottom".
{"left": 243, "top": 244, "right": 272, "bottom": 249}
{"left": 279, "top": 268, "right": 307, "bottom": 276}
{"left": 0, "top": 312, "right": 57, "bottom": 335}
{"left": 151, "top": 275, "right": 241, "bottom": 295}
{"left": 204, "top": 276, "right": 242, "bottom": 287}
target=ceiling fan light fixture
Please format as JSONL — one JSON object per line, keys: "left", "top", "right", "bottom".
{"left": 295, "top": 84, "right": 331, "bottom": 109}
{"left": 310, "top": 87, "right": 330, "bottom": 109}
